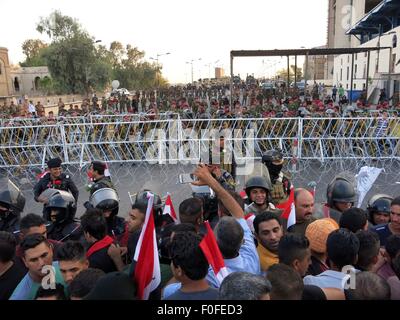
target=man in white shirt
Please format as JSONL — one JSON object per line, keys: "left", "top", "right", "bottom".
{"left": 28, "top": 100, "right": 36, "bottom": 117}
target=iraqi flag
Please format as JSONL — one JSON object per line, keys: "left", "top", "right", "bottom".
{"left": 244, "top": 212, "right": 256, "bottom": 234}
{"left": 133, "top": 192, "right": 161, "bottom": 300}
{"left": 162, "top": 193, "right": 178, "bottom": 222}
{"left": 276, "top": 187, "right": 296, "bottom": 230}
{"left": 199, "top": 221, "right": 229, "bottom": 286}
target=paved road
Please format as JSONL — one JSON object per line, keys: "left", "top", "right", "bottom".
{"left": 3, "top": 159, "right": 400, "bottom": 219}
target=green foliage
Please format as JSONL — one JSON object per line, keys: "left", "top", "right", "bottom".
{"left": 21, "top": 10, "right": 168, "bottom": 94}
{"left": 20, "top": 39, "right": 48, "bottom": 67}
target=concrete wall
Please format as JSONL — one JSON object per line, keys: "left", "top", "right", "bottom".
{"left": 10, "top": 66, "right": 50, "bottom": 96}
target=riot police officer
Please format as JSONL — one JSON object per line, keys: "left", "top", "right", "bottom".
{"left": 34, "top": 157, "right": 79, "bottom": 208}
{"left": 244, "top": 176, "right": 276, "bottom": 216}
{"left": 0, "top": 180, "right": 25, "bottom": 235}
{"left": 325, "top": 176, "right": 357, "bottom": 223}
{"left": 262, "top": 149, "right": 291, "bottom": 206}
{"left": 132, "top": 190, "right": 173, "bottom": 229}
{"left": 44, "top": 190, "right": 81, "bottom": 241}
{"left": 89, "top": 188, "right": 125, "bottom": 241}
{"left": 88, "top": 160, "right": 115, "bottom": 196}
{"left": 367, "top": 194, "right": 393, "bottom": 226}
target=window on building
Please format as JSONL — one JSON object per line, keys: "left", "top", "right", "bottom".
{"left": 347, "top": 66, "right": 350, "bottom": 80}
{"left": 393, "top": 35, "right": 397, "bottom": 48}
{"left": 34, "top": 76, "right": 41, "bottom": 91}
{"left": 354, "top": 83, "right": 356, "bottom": 89}
{"left": 355, "top": 64, "right": 358, "bottom": 78}
{"left": 347, "top": 55, "right": 350, "bottom": 63}
{"left": 340, "top": 68, "right": 343, "bottom": 81}
{"left": 363, "top": 64, "right": 366, "bottom": 78}
{"left": 363, "top": 83, "right": 366, "bottom": 90}
{"left": 346, "top": 84, "right": 349, "bottom": 89}
{"left": 14, "top": 77, "right": 20, "bottom": 92}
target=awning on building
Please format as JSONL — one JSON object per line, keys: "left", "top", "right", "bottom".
{"left": 346, "top": 0, "right": 400, "bottom": 38}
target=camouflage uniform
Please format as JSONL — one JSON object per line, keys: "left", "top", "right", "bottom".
{"left": 244, "top": 202, "right": 276, "bottom": 216}
{"left": 270, "top": 172, "right": 291, "bottom": 205}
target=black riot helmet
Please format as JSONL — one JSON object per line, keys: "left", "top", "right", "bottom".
{"left": 45, "top": 190, "right": 76, "bottom": 224}
{"left": 0, "top": 179, "right": 26, "bottom": 219}
{"left": 90, "top": 188, "right": 119, "bottom": 217}
{"left": 367, "top": 194, "right": 393, "bottom": 225}
{"left": 132, "top": 190, "right": 172, "bottom": 228}
{"left": 244, "top": 176, "right": 272, "bottom": 198}
{"left": 327, "top": 177, "right": 357, "bottom": 208}
{"left": 133, "top": 190, "right": 163, "bottom": 213}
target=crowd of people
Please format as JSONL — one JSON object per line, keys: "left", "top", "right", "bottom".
{"left": 0, "top": 148, "right": 399, "bottom": 301}
{"left": 0, "top": 79, "right": 398, "bottom": 124}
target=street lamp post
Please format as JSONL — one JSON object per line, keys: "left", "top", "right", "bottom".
{"left": 186, "top": 58, "right": 202, "bottom": 83}
{"left": 149, "top": 52, "right": 171, "bottom": 87}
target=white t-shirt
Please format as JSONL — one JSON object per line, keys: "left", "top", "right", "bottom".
{"left": 28, "top": 103, "right": 36, "bottom": 114}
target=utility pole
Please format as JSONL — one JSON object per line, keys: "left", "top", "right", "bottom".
{"left": 186, "top": 58, "right": 201, "bottom": 83}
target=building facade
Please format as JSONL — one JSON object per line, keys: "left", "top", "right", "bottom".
{"left": 0, "top": 46, "right": 50, "bottom": 102}
{"left": 10, "top": 66, "right": 50, "bottom": 97}
{"left": 333, "top": 0, "right": 400, "bottom": 104}
{"left": 0, "top": 47, "right": 12, "bottom": 98}
{"left": 326, "top": 0, "right": 380, "bottom": 79}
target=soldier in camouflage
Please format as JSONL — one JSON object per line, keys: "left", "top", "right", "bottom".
{"left": 262, "top": 149, "right": 292, "bottom": 206}
{"left": 244, "top": 176, "right": 277, "bottom": 216}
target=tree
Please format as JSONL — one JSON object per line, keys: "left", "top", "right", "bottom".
{"left": 36, "top": 11, "right": 110, "bottom": 94}
{"left": 275, "top": 65, "right": 303, "bottom": 83}
{"left": 20, "top": 39, "right": 48, "bottom": 67}
{"left": 23, "top": 11, "right": 169, "bottom": 94}
{"left": 22, "top": 39, "right": 48, "bottom": 61}
{"left": 36, "top": 11, "right": 81, "bottom": 41}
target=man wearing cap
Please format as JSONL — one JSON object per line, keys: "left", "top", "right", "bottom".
{"left": 33, "top": 158, "right": 79, "bottom": 206}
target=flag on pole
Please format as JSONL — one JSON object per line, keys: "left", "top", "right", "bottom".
{"left": 199, "top": 221, "right": 229, "bottom": 286}
{"left": 162, "top": 193, "right": 178, "bottom": 222}
{"left": 276, "top": 187, "right": 296, "bottom": 230}
{"left": 134, "top": 193, "right": 161, "bottom": 300}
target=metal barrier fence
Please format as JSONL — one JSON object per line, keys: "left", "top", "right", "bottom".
{"left": 1, "top": 117, "right": 400, "bottom": 170}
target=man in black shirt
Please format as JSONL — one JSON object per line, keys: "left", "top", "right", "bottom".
{"left": 0, "top": 231, "right": 26, "bottom": 300}
{"left": 80, "top": 209, "right": 119, "bottom": 273}
{"left": 33, "top": 158, "right": 79, "bottom": 208}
